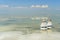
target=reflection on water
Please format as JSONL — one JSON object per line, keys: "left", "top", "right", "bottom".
{"left": 0, "top": 16, "right": 60, "bottom": 32}
{"left": 0, "top": 17, "right": 40, "bottom": 32}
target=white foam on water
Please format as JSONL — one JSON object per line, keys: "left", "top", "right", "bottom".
{"left": 0, "top": 31, "right": 60, "bottom": 40}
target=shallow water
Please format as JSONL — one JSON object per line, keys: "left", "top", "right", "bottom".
{"left": 0, "top": 17, "right": 60, "bottom": 40}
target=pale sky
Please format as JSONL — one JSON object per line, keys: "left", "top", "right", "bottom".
{"left": 0, "top": 0, "right": 60, "bottom": 16}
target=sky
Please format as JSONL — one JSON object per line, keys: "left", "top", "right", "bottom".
{"left": 0, "top": 0, "right": 60, "bottom": 16}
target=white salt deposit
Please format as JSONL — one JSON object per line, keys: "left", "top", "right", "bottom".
{"left": 0, "top": 31, "right": 60, "bottom": 40}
